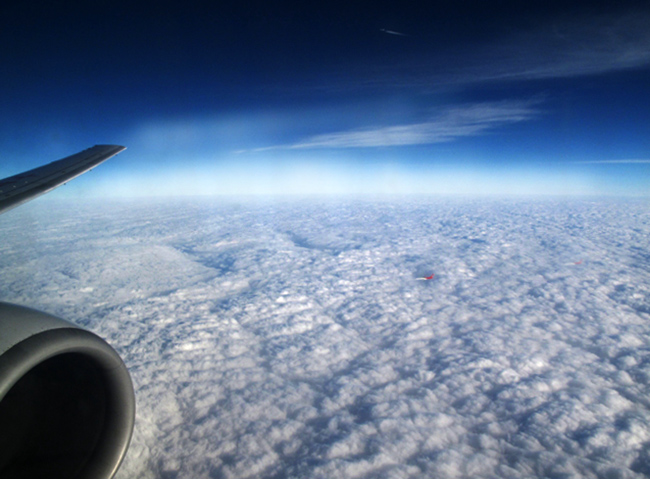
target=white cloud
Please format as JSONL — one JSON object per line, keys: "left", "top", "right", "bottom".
{"left": 348, "top": 10, "right": 650, "bottom": 92}
{"left": 574, "top": 159, "right": 650, "bottom": 165}
{"left": 500, "top": 11, "right": 650, "bottom": 81}
{"left": 264, "top": 100, "right": 540, "bottom": 149}
{"left": 2, "top": 197, "right": 650, "bottom": 478}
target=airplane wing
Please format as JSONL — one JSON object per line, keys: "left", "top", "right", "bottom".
{"left": 0, "top": 144, "right": 126, "bottom": 215}
{"left": 0, "top": 144, "right": 134, "bottom": 478}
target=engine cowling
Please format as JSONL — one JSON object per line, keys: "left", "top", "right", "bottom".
{"left": 0, "top": 302, "right": 135, "bottom": 479}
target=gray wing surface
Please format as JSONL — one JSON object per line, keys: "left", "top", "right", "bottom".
{"left": 0, "top": 144, "right": 125, "bottom": 215}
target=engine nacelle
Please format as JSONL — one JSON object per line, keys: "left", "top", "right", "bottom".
{"left": 0, "top": 302, "right": 135, "bottom": 479}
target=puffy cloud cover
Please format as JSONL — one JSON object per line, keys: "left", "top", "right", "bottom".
{"left": 1, "top": 197, "right": 650, "bottom": 478}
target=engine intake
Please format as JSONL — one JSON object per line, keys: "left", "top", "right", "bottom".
{"left": 0, "top": 302, "right": 135, "bottom": 479}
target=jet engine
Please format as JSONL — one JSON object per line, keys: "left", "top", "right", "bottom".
{"left": 0, "top": 302, "right": 135, "bottom": 479}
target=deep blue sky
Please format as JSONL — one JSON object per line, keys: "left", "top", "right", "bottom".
{"left": 1, "top": 0, "right": 649, "bottom": 196}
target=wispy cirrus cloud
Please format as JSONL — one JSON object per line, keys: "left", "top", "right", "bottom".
{"left": 336, "top": 9, "right": 650, "bottom": 94}
{"left": 255, "top": 100, "right": 540, "bottom": 150}
{"left": 574, "top": 159, "right": 650, "bottom": 165}
{"left": 486, "top": 11, "right": 650, "bottom": 82}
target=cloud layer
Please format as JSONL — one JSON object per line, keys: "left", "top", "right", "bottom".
{"left": 1, "top": 197, "right": 650, "bottom": 478}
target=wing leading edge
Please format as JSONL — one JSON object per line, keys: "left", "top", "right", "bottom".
{"left": 0, "top": 145, "right": 125, "bottom": 215}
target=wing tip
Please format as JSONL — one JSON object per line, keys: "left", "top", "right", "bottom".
{"left": 94, "top": 144, "right": 127, "bottom": 151}
{"left": 0, "top": 144, "right": 127, "bottom": 215}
